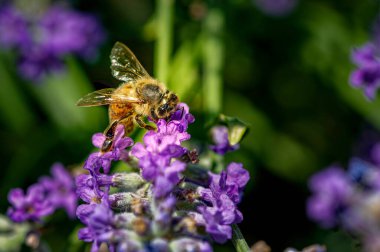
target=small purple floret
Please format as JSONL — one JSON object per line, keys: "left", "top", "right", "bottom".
{"left": 84, "top": 124, "right": 133, "bottom": 175}
{"left": 7, "top": 184, "right": 54, "bottom": 223}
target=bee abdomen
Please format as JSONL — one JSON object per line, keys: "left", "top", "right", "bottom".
{"left": 109, "top": 103, "right": 133, "bottom": 122}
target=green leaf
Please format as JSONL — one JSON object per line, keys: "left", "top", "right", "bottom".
{"left": 217, "top": 114, "right": 250, "bottom": 146}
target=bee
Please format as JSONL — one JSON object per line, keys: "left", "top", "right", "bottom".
{"left": 77, "top": 42, "right": 179, "bottom": 152}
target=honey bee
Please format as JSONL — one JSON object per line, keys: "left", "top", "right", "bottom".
{"left": 77, "top": 42, "right": 179, "bottom": 152}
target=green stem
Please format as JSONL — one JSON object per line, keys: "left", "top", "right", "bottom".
{"left": 202, "top": 8, "right": 224, "bottom": 116}
{"left": 232, "top": 224, "right": 251, "bottom": 252}
{"left": 154, "top": 0, "right": 174, "bottom": 84}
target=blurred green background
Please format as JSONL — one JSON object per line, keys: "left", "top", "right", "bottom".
{"left": 1, "top": 0, "right": 379, "bottom": 251}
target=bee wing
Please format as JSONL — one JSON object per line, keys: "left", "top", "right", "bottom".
{"left": 76, "top": 88, "right": 141, "bottom": 107}
{"left": 110, "top": 42, "right": 151, "bottom": 83}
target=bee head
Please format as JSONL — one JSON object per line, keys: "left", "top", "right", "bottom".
{"left": 151, "top": 92, "right": 179, "bottom": 120}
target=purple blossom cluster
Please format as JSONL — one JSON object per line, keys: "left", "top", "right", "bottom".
{"left": 349, "top": 18, "right": 380, "bottom": 100}
{"left": 75, "top": 103, "right": 250, "bottom": 251}
{"left": 5, "top": 101, "right": 250, "bottom": 250}
{"left": 0, "top": 3, "right": 104, "bottom": 81}
{"left": 350, "top": 43, "right": 380, "bottom": 100}
{"left": 197, "top": 163, "right": 249, "bottom": 243}
{"left": 131, "top": 104, "right": 194, "bottom": 198}
{"left": 307, "top": 147, "right": 380, "bottom": 252}
{"left": 7, "top": 163, "right": 77, "bottom": 223}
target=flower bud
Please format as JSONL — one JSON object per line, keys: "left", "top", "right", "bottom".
{"left": 112, "top": 173, "right": 145, "bottom": 191}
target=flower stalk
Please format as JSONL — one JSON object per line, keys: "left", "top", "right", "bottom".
{"left": 154, "top": 0, "right": 174, "bottom": 84}
{"left": 232, "top": 224, "right": 251, "bottom": 252}
{"left": 202, "top": 7, "right": 224, "bottom": 116}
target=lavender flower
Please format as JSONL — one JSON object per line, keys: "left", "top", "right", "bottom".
{"left": 210, "top": 126, "right": 239, "bottom": 155}
{"left": 131, "top": 103, "right": 194, "bottom": 198}
{"left": 197, "top": 162, "right": 249, "bottom": 243}
{"left": 307, "top": 135, "right": 380, "bottom": 252}
{"left": 0, "top": 3, "right": 105, "bottom": 81}
{"left": 78, "top": 199, "right": 142, "bottom": 252}
{"left": 37, "top": 6, "right": 104, "bottom": 59}
{"left": 350, "top": 43, "right": 380, "bottom": 100}
{"left": 73, "top": 101, "right": 254, "bottom": 251}
{"left": 7, "top": 163, "right": 77, "bottom": 222}
{"left": 0, "top": 5, "right": 30, "bottom": 49}
{"left": 7, "top": 184, "right": 54, "bottom": 223}
{"left": 307, "top": 166, "right": 353, "bottom": 228}
{"left": 76, "top": 103, "right": 218, "bottom": 251}
{"left": 39, "top": 163, "right": 77, "bottom": 218}
{"left": 253, "top": 0, "right": 298, "bottom": 16}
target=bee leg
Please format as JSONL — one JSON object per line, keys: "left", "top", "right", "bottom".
{"left": 135, "top": 114, "right": 156, "bottom": 131}
{"left": 103, "top": 120, "right": 120, "bottom": 138}
{"left": 100, "top": 120, "right": 120, "bottom": 152}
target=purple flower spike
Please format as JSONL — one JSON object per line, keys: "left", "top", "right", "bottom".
{"left": 307, "top": 166, "right": 353, "bottom": 228}
{"left": 210, "top": 126, "right": 239, "bottom": 155}
{"left": 350, "top": 43, "right": 380, "bottom": 100}
{"left": 39, "top": 163, "right": 77, "bottom": 218}
{"left": 0, "top": 6, "right": 30, "bottom": 49}
{"left": 7, "top": 184, "right": 54, "bottom": 223}
{"left": 197, "top": 162, "right": 249, "bottom": 243}
{"left": 132, "top": 104, "right": 194, "bottom": 198}
{"left": 0, "top": 3, "right": 105, "bottom": 82}
{"left": 38, "top": 6, "right": 105, "bottom": 59}
{"left": 351, "top": 43, "right": 378, "bottom": 67}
